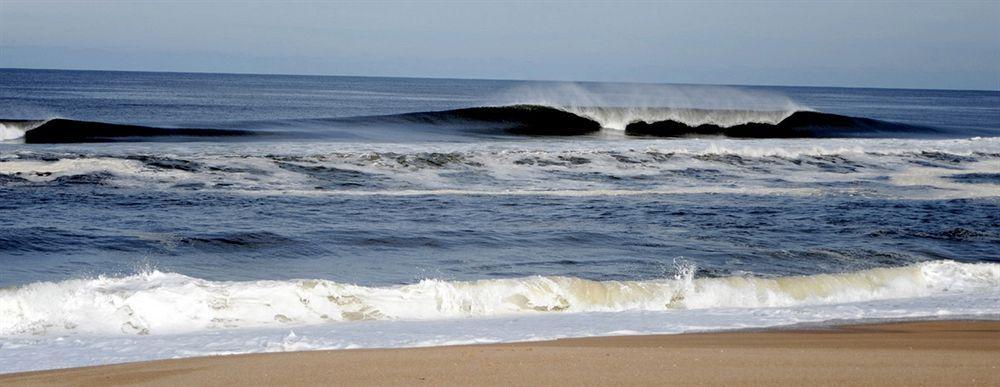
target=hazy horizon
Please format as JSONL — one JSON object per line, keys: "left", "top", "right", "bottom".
{"left": 2, "top": 1, "right": 998, "bottom": 91}
{"left": 3, "top": 65, "right": 999, "bottom": 92}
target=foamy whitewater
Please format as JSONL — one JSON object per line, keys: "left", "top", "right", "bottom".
{"left": 1, "top": 69, "right": 998, "bottom": 373}
{"left": 0, "top": 121, "right": 40, "bottom": 142}
{"left": 1, "top": 261, "right": 998, "bottom": 372}
{"left": 3, "top": 261, "right": 997, "bottom": 336}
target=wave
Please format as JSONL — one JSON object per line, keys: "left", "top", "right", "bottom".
{"left": 0, "top": 118, "right": 258, "bottom": 143}
{"left": 1, "top": 105, "right": 951, "bottom": 143}
{"left": 625, "top": 110, "right": 939, "bottom": 138}
{"left": 363, "top": 105, "right": 940, "bottom": 138}
{"left": 560, "top": 106, "right": 794, "bottom": 130}
{"left": 370, "top": 105, "right": 602, "bottom": 135}
{"left": 1, "top": 260, "right": 995, "bottom": 336}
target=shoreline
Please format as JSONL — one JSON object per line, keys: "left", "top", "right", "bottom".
{"left": 3, "top": 319, "right": 998, "bottom": 386}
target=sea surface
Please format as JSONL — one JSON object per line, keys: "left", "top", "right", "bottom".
{"left": 1, "top": 68, "right": 998, "bottom": 372}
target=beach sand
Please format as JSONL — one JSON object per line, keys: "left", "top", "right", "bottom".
{"left": 3, "top": 320, "right": 998, "bottom": 386}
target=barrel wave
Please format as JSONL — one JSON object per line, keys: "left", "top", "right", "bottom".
{"left": 1, "top": 105, "right": 951, "bottom": 143}
{"left": 326, "top": 105, "right": 944, "bottom": 138}
{"left": 371, "top": 105, "right": 603, "bottom": 135}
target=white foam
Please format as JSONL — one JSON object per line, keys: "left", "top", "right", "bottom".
{"left": 2, "top": 137, "right": 998, "bottom": 199}
{"left": 1, "top": 260, "right": 995, "bottom": 337}
{"left": 0, "top": 120, "right": 46, "bottom": 142}
{"left": 561, "top": 106, "right": 795, "bottom": 130}
{"left": 0, "top": 158, "right": 145, "bottom": 181}
{"left": 0, "top": 260, "right": 997, "bottom": 373}
{"left": 494, "top": 83, "right": 805, "bottom": 130}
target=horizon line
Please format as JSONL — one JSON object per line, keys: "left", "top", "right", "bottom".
{"left": 2, "top": 66, "right": 996, "bottom": 93}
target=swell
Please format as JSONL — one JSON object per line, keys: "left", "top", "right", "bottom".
{"left": 343, "top": 104, "right": 603, "bottom": 135}
{"left": 1, "top": 118, "right": 258, "bottom": 144}
{"left": 0, "top": 106, "right": 601, "bottom": 143}
{"left": 365, "top": 105, "right": 944, "bottom": 138}
{"left": 1, "top": 106, "right": 950, "bottom": 143}
{"left": 0, "top": 260, "right": 996, "bottom": 335}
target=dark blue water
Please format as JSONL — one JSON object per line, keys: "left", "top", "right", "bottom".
{"left": 2, "top": 189, "right": 998, "bottom": 287}
{"left": 1, "top": 69, "right": 998, "bottom": 288}
{"left": 3, "top": 68, "right": 998, "bottom": 134}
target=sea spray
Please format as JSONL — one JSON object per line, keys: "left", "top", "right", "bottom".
{"left": 492, "top": 83, "right": 806, "bottom": 129}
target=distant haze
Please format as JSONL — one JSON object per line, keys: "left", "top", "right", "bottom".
{"left": 1, "top": 1, "right": 997, "bottom": 90}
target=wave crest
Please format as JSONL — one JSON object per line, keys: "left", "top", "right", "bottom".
{"left": 1, "top": 260, "right": 995, "bottom": 336}
{"left": 560, "top": 106, "right": 795, "bottom": 130}
{"left": 0, "top": 118, "right": 256, "bottom": 143}
{"left": 2, "top": 104, "right": 947, "bottom": 143}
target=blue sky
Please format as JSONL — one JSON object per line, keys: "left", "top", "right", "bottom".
{"left": 1, "top": 1, "right": 997, "bottom": 90}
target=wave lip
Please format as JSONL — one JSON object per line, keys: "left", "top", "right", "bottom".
{"left": 561, "top": 106, "right": 795, "bottom": 131}
{"left": 363, "top": 104, "right": 603, "bottom": 136}
{"left": 1, "top": 260, "right": 995, "bottom": 336}
{"left": 1, "top": 118, "right": 258, "bottom": 144}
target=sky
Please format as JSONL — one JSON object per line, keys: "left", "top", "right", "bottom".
{"left": 1, "top": 1, "right": 997, "bottom": 90}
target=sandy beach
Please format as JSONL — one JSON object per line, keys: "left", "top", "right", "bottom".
{"left": 3, "top": 320, "right": 997, "bottom": 386}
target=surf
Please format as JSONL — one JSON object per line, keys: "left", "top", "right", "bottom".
{"left": 0, "top": 120, "right": 46, "bottom": 142}
{"left": 1, "top": 260, "right": 996, "bottom": 336}
{"left": 1, "top": 105, "right": 952, "bottom": 144}
{"left": 0, "top": 118, "right": 259, "bottom": 143}
{"left": 624, "top": 110, "right": 940, "bottom": 138}
{"left": 348, "top": 104, "right": 945, "bottom": 138}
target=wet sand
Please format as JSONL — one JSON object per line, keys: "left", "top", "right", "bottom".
{"left": 3, "top": 320, "right": 998, "bottom": 386}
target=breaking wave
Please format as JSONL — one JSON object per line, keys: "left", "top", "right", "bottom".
{"left": 625, "top": 110, "right": 938, "bottom": 138}
{"left": 0, "top": 120, "right": 45, "bottom": 141}
{"left": 561, "top": 106, "right": 794, "bottom": 130}
{"left": 367, "top": 105, "right": 602, "bottom": 135}
{"left": 358, "top": 105, "right": 940, "bottom": 138}
{"left": 0, "top": 118, "right": 257, "bottom": 143}
{"left": 1, "top": 105, "right": 951, "bottom": 143}
{"left": 1, "top": 260, "right": 996, "bottom": 336}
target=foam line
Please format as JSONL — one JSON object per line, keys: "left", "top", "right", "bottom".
{"left": 1, "top": 260, "right": 995, "bottom": 336}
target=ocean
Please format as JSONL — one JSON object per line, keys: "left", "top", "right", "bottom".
{"left": 1, "top": 68, "right": 998, "bottom": 373}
